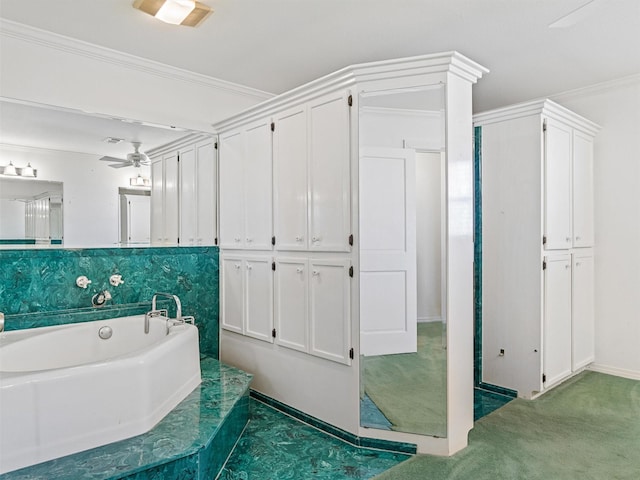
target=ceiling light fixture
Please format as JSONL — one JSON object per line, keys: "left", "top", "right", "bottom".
{"left": 1, "top": 161, "right": 38, "bottom": 177}
{"left": 130, "top": 174, "right": 151, "bottom": 187}
{"left": 132, "top": 0, "right": 213, "bottom": 27}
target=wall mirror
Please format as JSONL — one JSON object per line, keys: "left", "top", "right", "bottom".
{"left": 0, "top": 98, "right": 197, "bottom": 248}
{"left": 359, "top": 84, "right": 447, "bottom": 437}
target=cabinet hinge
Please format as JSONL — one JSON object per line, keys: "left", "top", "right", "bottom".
{"left": 214, "top": 237, "right": 218, "bottom": 246}
{"left": 348, "top": 94, "right": 353, "bottom": 107}
{"left": 177, "top": 237, "right": 180, "bottom": 244}
{"left": 271, "top": 236, "right": 276, "bottom": 246}
{"left": 542, "top": 373, "right": 547, "bottom": 383}
{"left": 349, "top": 266, "right": 354, "bottom": 278}
{"left": 272, "top": 261, "right": 276, "bottom": 271}
{"left": 543, "top": 260, "right": 547, "bottom": 270}
{"left": 543, "top": 235, "right": 547, "bottom": 246}
{"left": 214, "top": 142, "right": 218, "bottom": 150}
{"left": 271, "top": 122, "right": 275, "bottom": 132}
{"left": 543, "top": 119, "right": 547, "bottom": 132}
{"left": 348, "top": 234, "right": 353, "bottom": 246}
{"left": 272, "top": 328, "right": 276, "bottom": 338}
{"left": 349, "top": 347, "right": 354, "bottom": 360}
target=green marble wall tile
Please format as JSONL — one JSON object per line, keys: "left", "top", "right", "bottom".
{"left": 0, "top": 246, "right": 219, "bottom": 357}
{"left": 474, "top": 126, "right": 483, "bottom": 386}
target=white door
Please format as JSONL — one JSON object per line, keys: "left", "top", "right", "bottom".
{"left": 127, "top": 195, "right": 150, "bottom": 243}
{"left": 150, "top": 159, "right": 164, "bottom": 244}
{"left": 273, "top": 106, "right": 308, "bottom": 250}
{"left": 221, "top": 256, "right": 244, "bottom": 334}
{"left": 359, "top": 147, "right": 417, "bottom": 356}
{"left": 309, "top": 258, "right": 351, "bottom": 365}
{"left": 544, "top": 119, "right": 572, "bottom": 250}
{"left": 179, "top": 144, "right": 197, "bottom": 245}
{"left": 244, "top": 121, "right": 273, "bottom": 250}
{"left": 244, "top": 256, "right": 274, "bottom": 342}
{"left": 196, "top": 139, "right": 217, "bottom": 245}
{"left": 164, "top": 152, "right": 180, "bottom": 245}
{"left": 308, "top": 91, "right": 351, "bottom": 252}
{"left": 275, "top": 258, "right": 309, "bottom": 353}
{"left": 572, "top": 131, "right": 594, "bottom": 248}
{"left": 219, "top": 130, "right": 245, "bottom": 248}
{"left": 572, "top": 251, "right": 595, "bottom": 370}
{"left": 543, "top": 254, "right": 572, "bottom": 388}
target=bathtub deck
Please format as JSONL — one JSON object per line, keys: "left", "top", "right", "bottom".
{"left": 0, "top": 357, "right": 252, "bottom": 480}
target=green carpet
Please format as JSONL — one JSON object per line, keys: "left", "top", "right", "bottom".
{"left": 363, "top": 322, "right": 447, "bottom": 437}
{"left": 373, "top": 371, "right": 640, "bottom": 480}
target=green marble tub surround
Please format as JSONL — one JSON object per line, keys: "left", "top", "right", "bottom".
{"left": 0, "top": 246, "right": 219, "bottom": 357}
{"left": 0, "top": 357, "right": 251, "bottom": 480}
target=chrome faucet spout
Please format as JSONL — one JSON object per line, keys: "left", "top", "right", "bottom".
{"left": 0, "top": 312, "right": 4, "bottom": 333}
{"left": 151, "top": 293, "right": 182, "bottom": 320}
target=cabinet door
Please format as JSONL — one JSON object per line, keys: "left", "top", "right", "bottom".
{"left": 308, "top": 91, "right": 351, "bottom": 252}
{"left": 221, "top": 256, "right": 244, "bottom": 334}
{"left": 543, "top": 254, "right": 572, "bottom": 388}
{"left": 544, "top": 119, "right": 572, "bottom": 250}
{"left": 219, "top": 131, "right": 245, "bottom": 248}
{"left": 163, "top": 153, "right": 180, "bottom": 245}
{"left": 309, "top": 258, "right": 351, "bottom": 365}
{"left": 273, "top": 106, "right": 308, "bottom": 250}
{"left": 244, "top": 257, "right": 274, "bottom": 343}
{"left": 572, "top": 131, "right": 594, "bottom": 248}
{"left": 150, "top": 159, "right": 164, "bottom": 244}
{"left": 244, "top": 121, "right": 273, "bottom": 250}
{"left": 196, "top": 139, "right": 217, "bottom": 245}
{"left": 275, "top": 258, "right": 309, "bottom": 353}
{"left": 572, "top": 252, "right": 594, "bottom": 370}
{"left": 179, "top": 144, "right": 197, "bottom": 245}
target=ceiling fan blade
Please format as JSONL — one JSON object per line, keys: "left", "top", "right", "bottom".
{"left": 109, "top": 162, "right": 133, "bottom": 169}
{"left": 99, "top": 156, "right": 126, "bottom": 163}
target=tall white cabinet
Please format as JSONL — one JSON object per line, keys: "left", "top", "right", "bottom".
{"left": 475, "top": 99, "right": 599, "bottom": 399}
{"left": 216, "top": 52, "right": 487, "bottom": 455}
{"left": 149, "top": 134, "right": 217, "bottom": 246}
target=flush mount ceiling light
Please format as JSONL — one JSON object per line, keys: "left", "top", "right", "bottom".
{"left": 133, "top": 0, "right": 213, "bottom": 27}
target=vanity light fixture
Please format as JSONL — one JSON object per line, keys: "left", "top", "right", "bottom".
{"left": 0, "top": 161, "right": 38, "bottom": 177}
{"left": 130, "top": 173, "right": 151, "bottom": 187}
{"left": 132, "top": 0, "right": 213, "bottom": 27}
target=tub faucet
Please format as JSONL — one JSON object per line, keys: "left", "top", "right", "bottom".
{"left": 146, "top": 293, "right": 182, "bottom": 334}
{"left": 0, "top": 312, "right": 4, "bottom": 332}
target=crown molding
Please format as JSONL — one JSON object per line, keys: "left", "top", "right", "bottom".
{"left": 0, "top": 19, "right": 274, "bottom": 102}
{"left": 551, "top": 73, "right": 640, "bottom": 102}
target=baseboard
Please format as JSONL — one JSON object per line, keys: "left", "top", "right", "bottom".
{"left": 587, "top": 363, "right": 640, "bottom": 381}
{"left": 418, "top": 316, "right": 442, "bottom": 323}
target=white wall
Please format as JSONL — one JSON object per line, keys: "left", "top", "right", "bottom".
{"left": 0, "top": 199, "right": 25, "bottom": 238}
{"left": 0, "top": 145, "right": 147, "bottom": 247}
{"left": 551, "top": 75, "right": 640, "bottom": 378}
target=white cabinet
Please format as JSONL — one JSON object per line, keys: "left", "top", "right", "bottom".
{"left": 273, "top": 90, "right": 351, "bottom": 252}
{"left": 150, "top": 135, "right": 216, "bottom": 246}
{"left": 220, "top": 254, "right": 274, "bottom": 342}
{"left": 475, "top": 99, "right": 599, "bottom": 398}
{"left": 179, "top": 138, "right": 217, "bottom": 246}
{"left": 274, "top": 257, "right": 352, "bottom": 365}
{"left": 150, "top": 152, "right": 179, "bottom": 245}
{"left": 219, "top": 119, "right": 272, "bottom": 250}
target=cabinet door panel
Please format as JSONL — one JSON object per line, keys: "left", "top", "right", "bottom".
{"left": 221, "top": 256, "right": 244, "bottom": 333}
{"left": 196, "top": 139, "right": 217, "bottom": 245}
{"left": 544, "top": 120, "right": 572, "bottom": 250}
{"left": 164, "top": 153, "right": 180, "bottom": 244}
{"left": 179, "top": 145, "right": 197, "bottom": 245}
{"left": 150, "top": 159, "right": 164, "bottom": 244}
{"left": 245, "top": 122, "right": 273, "bottom": 250}
{"left": 573, "top": 131, "right": 594, "bottom": 248}
{"left": 273, "top": 107, "right": 308, "bottom": 250}
{"left": 245, "top": 257, "right": 274, "bottom": 343}
{"left": 309, "top": 92, "right": 351, "bottom": 252}
{"left": 219, "top": 131, "right": 245, "bottom": 248}
{"left": 572, "top": 252, "right": 594, "bottom": 370}
{"left": 543, "top": 254, "right": 572, "bottom": 387}
{"left": 309, "top": 259, "right": 351, "bottom": 365}
{"left": 275, "top": 258, "right": 308, "bottom": 352}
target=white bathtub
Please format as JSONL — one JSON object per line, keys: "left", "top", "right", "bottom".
{"left": 0, "top": 314, "right": 201, "bottom": 474}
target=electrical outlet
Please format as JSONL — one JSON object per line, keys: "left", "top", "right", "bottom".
{"left": 499, "top": 349, "right": 505, "bottom": 356}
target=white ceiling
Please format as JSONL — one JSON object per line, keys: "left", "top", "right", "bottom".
{"left": 0, "top": 0, "right": 638, "bottom": 113}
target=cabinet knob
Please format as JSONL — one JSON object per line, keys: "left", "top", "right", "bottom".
{"left": 312, "top": 236, "right": 321, "bottom": 243}
{"left": 565, "top": 264, "right": 571, "bottom": 269}
{"left": 246, "top": 238, "right": 253, "bottom": 243}
{"left": 235, "top": 263, "right": 241, "bottom": 269}
{"left": 576, "top": 236, "right": 581, "bottom": 241}
{"left": 247, "top": 264, "right": 253, "bottom": 270}
{"left": 576, "top": 262, "right": 581, "bottom": 267}
{"left": 296, "top": 267, "right": 304, "bottom": 274}
{"left": 295, "top": 236, "right": 303, "bottom": 242}
{"left": 566, "top": 237, "right": 571, "bottom": 242}
{"left": 312, "top": 270, "right": 320, "bottom": 276}
{"left": 234, "top": 237, "right": 241, "bottom": 242}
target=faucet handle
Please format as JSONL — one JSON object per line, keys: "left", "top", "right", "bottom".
{"left": 76, "top": 276, "right": 92, "bottom": 289}
{"left": 109, "top": 274, "right": 124, "bottom": 287}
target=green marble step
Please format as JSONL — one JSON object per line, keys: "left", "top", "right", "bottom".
{"left": 1, "top": 357, "right": 251, "bottom": 480}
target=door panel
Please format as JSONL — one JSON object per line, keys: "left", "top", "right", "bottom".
{"left": 221, "top": 256, "right": 244, "bottom": 333}
{"left": 163, "top": 153, "right": 180, "bottom": 245}
{"left": 150, "top": 159, "right": 163, "bottom": 244}
{"left": 275, "top": 258, "right": 309, "bottom": 352}
{"left": 572, "top": 252, "right": 594, "bottom": 370}
{"left": 245, "top": 122, "right": 273, "bottom": 249}
{"left": 543, "top": 254, "right": 572, "bottom": 387}
{"left": 179, "top": 145, "right": 197, "bottom": 245}
{"left": 308, "top": 92, "right": 351, "bottom": 252}
{"left": 245, "top": 257, "right": 274, "bottom": 342}
{"left": 273, "top": 107, "right": 308, "bottom": 250}
{"left": 572, "top": 131, "right": 594, "bottom": 248}
{"left": 219, "top": 131, "right": 245, "bottom": 248}
{"left": 360, "top": 147, "right": 417, "bottom": 356}
{"left": 544, "top": 120, "right": 572, "bottom": 250}
{"left": 196, "top": 139, "right": 216, "bottom": 245}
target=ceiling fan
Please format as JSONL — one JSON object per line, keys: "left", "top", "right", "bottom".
{"left": 99, "top": 142, "right": 150, "bottom": 169}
